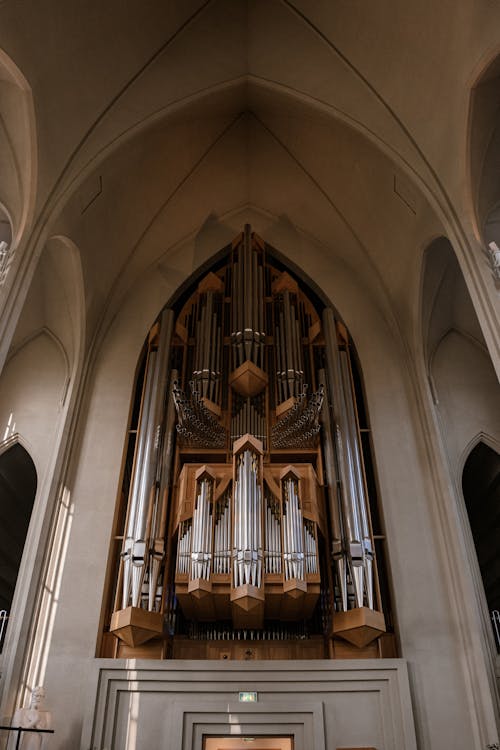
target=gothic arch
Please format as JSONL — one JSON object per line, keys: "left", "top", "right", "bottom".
{"left": 0, "top": 328, "right": 68, "bottom": 468}
{"left": 6, "top": 326, "right": 70, "bottom": 405}
{"left": 460, "top": 432, "right": 500, "bottom": 477}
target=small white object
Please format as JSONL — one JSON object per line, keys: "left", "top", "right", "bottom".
{"left": 9, "top": 686, "right": 52, "bottom": 749}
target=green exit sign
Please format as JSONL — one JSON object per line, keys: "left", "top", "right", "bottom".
{"left": 238, "top": 691, "right": 258, "bottom": 702}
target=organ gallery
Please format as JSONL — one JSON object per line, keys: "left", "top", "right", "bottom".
{"left": 103, "top": 226, "right": 392, "bottom": 660}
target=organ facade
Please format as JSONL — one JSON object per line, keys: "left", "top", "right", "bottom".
{"left": 104, "top": 227, "right": 391, "bottom": 660}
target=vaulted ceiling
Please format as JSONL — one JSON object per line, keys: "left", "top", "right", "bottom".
{"left": 1, "top": 0, "right": 499, "bottom": 358}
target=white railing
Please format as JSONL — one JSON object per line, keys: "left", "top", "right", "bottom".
{"left": 0, "top": 610, "right": 8, "bottom": 652}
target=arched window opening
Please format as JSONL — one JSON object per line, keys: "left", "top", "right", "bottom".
{"left": 0, "top": 442, "right": 37, "bottom": 651}
{"left": 100, "top": 227, "right": 394, "bottom": 660}
{"left": 462, "top": 441, "right": 500, "bottom": 651}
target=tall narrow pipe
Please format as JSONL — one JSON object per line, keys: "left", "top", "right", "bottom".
{"left": 323, "top": 308, "right": 366, "bottom": 609}
{"left": 318, "top": 368, "right": 347, "bottom": 610}
{"left": 122, "top": 309, "right": 174, "bottom": 610}
{"left": 339, "top": 351, "right": 374, "bottom": 607}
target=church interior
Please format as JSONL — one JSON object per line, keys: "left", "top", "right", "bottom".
{"left": 0, "top": 2, "right": 499, "bottom": 748}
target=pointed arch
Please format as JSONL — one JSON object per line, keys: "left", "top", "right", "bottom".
{"left": 6, "top": 326, "right": 70, "bottom": 407}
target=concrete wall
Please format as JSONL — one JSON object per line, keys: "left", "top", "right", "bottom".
{"left": 82, "top": 659, "right": 417, "bottom": 750}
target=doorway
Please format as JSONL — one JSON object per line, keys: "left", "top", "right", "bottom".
{"left": 0, "top": 442, "right": 37, "bottom": 649}
{"left": 203, "top": 737, "right": 293, "bottom": 750}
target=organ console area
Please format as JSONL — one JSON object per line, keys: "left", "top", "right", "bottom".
{"left": 102, "top": 226, "right": 395, "bottom": 660}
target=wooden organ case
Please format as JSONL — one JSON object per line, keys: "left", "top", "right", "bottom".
{"left": 102, "top": 226, "right": 395, "bottom": 661}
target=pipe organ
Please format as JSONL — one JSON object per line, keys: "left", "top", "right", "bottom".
{"left": 107, "top": 226, "right": 390, "bottom": 658}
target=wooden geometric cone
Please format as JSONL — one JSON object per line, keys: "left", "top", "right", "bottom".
{"left": 332, "top": 606, "right": 386, "bottom": 648}
{"left": 110, "top": 606, "right": 163, "bottom": 647}
{"left": 229, "top": 360, "right": 268, "bottom": 397}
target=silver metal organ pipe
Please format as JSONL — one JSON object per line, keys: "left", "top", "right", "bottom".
{"left": 318, "top": 368, "right": 347, "bottom": 609}
{"left": 122, "top": 309, "right": 173, "bottom": 610}
{"left": 282, "top": 477, "right": 305, "bottom": 581}
{"left": 276, "top": 503, "right": 282, "bottom": 573}
{"left": 323, "top": 307, "right": 371, "bottom": 610}
{"left": 278, "top": 311, "right": 286, "bottom": 399}
{"left": 177, "top": 521, "right": 192, "bottom": 575}
{"left": 191, "top": 478, "right": 213, "bottom": 581}
{"left": 220, "top": 503, "right": 225, "bottom": 574}
{"left": 339, "top": 351, "right": 374, "bottom": 608}
{"left": 252, "top": 248, "right": 258, "bottom": 360}
{"left": 226, "top": 496, "right": 231, "bottom": 574}
{"left": 148, "top": 366, "right": 178, "bottom": 611}
{"left": 258, "top": 262, "right": 264, "bottom": 368}
{"left": 275, "top": 325, "right": 282, "bottom": 403}
{"left": 233, "top": 449, "right": 262, "bottom": 588}
{"left": 123, "top": 349, "right": 156, "bottom": 608}
{"left": 290, "top": 304, "right": 298, "bottom": 394}
{"left": 304, "top": 521, "right": 318, "bottom": 574}
{"left": 215, "top": 495, "right": 231, "bottom": 575}
{"left": 242, "top": 453, "right": 248, "bottom": 581}
{"left": 265, "top": 504, "right": 270, "bottom": 573}
{"left": 215, "top": 505, "right": 220, "bottom": 574}
{"left": 233, "top": 463, "right": 239, "bottom": 584}
{"left": 295, "top": 316, "right": 304, "bottom": 391}
{"left": 283, "top": 292, "right": 294, "bottom": 399}
{"left": 250, "top": 455, "right": 255, "bottom": 584}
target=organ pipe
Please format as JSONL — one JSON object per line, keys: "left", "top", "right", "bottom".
{"left": 304, "top": 520, "right": 318, "bottom": 574}
{"left": 214, "top": 490, "right": 231, "bottom": 574}
{"left": 231, "top": 225, "right": 265, "bottom": 369}
{"left": 323, "top": 308, "right": 375, "bottom": 610}
{"left": 275, "top": 290, "right": 304, "bottom": 402}
{"left": 121, "top": 309, "right": 174, "bottom": 610}
{"left": 264, "top": 492, "right": 282, "bottom": 574}
{"left": 148, "top": 368, "right": 178, "bottom": 611}
{"left": 232, "top": 442, "right": 263, "bottom": 589}
{"left": 177, "top": 520, "right": 192, "bottom": 574}
{"left": 282, "top": 473, "right": 305, "bottom": 581}
{"left": 191, "top": 472, "right": 214, "bottom": 581}
{"left": 192, "top": 289, "right": 222, "bottom": 403}
{"left": 318, "top": 368, "right": 348, "bottom": 610}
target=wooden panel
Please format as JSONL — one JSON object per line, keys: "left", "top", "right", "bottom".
{"left": 264, "top": 463, "right": 326, "bottom": 533}
{"left": 172, "top": 636, "right": 326, "bottom": 660}
{"left": 175, "top": 463, "right": 232, "bottom": 529}
{"left": 331, "top": 639, "right": 379, "bottom": 660}
{"left": 117, "top": 638, "right": 164, "bottom": 659}
{"left": 100, "top": 632, "right": 117, "bottom": 658}
{"left": 378, "top": 632, "right": 398, "bottom": 658}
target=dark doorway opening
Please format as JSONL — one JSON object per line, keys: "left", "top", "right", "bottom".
{"left": 462, "top": 441, "right": 500, "bottom": 650}
{"left": 0, "top": 442, "right": 37, "bottom": 649}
